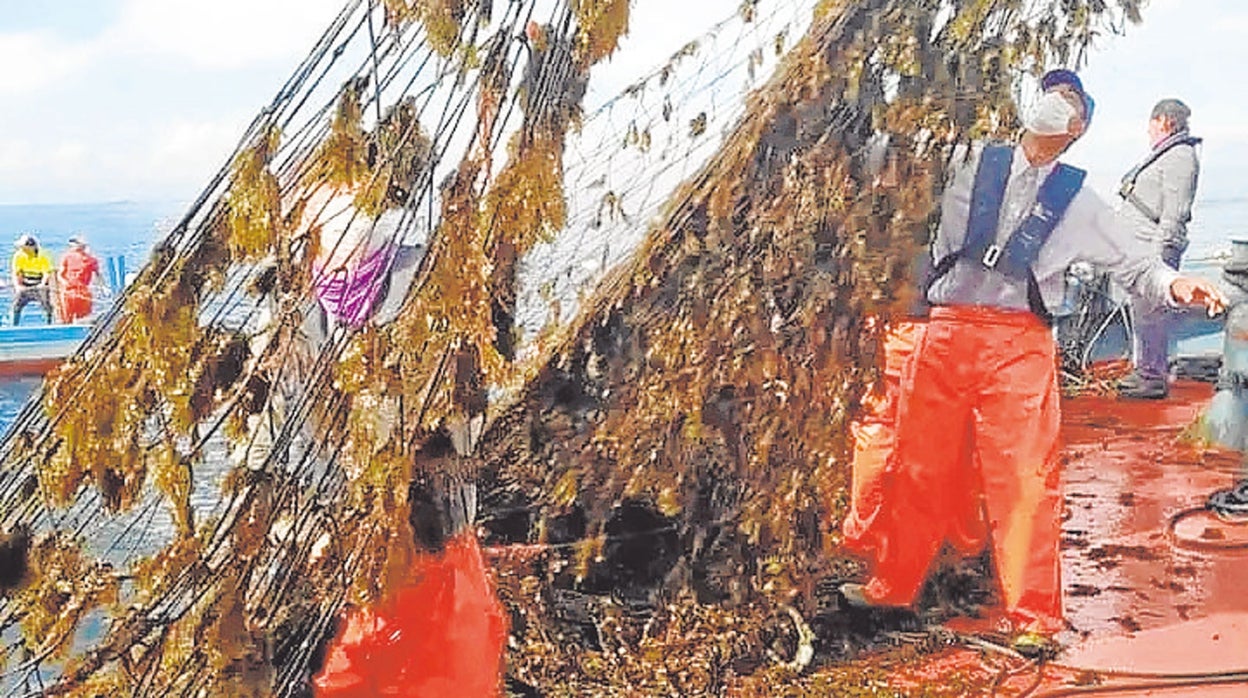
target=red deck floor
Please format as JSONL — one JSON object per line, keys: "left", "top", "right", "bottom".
{"left": 890, "top": 381, "right": 1248, "bottom": 696}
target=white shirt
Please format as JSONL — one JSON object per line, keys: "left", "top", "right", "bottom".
{"left": 928, "top": 142, "right": 1177, "bottom": 312}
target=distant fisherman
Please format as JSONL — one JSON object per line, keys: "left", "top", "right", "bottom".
{"left": 57, "top": 235, "right": 105, "bottom": 323}
{"left": 10, "top": 235, "right": 55, "bottom": 325}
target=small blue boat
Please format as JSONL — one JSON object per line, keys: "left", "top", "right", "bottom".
{"left": 0, "top": 255, "right": 126, "bottom": 375}
{"left": 1054, "top": 267, "right": 1229, "bottom": 377}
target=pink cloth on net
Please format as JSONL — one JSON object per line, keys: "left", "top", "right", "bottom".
{"left": 314, "top": 245, "right": 395, "bottom": 328}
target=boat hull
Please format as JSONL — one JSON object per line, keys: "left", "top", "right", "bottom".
{"left": 0, "top": 325, "right": 92, "bottom": 376}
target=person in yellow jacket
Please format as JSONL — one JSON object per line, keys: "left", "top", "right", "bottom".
{"left": 10, "top": 235, "right": 55, "bottom": 325}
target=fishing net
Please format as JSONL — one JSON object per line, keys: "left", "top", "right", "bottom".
{"left": 0, "top": 0, "right": 1147, "bottom": 695}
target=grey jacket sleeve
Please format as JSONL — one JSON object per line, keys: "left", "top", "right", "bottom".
{"left": 1157, "top": 145, "right": 1200, "bottom": 246}
{"left": 1076, "top": 190, "right": 1179, "bottom": 310}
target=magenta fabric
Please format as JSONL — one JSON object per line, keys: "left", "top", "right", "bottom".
{"left": 314, "top": 245, "right": 395, "bottom": 328}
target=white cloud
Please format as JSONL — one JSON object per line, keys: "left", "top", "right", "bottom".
{"left": 1207, "top": 15, "right": 1248, "bottom": 35}
{"left": 0, "top": 0, "right": 349, "bottom": 94}
{"left": 0, "top": 139, "right": 36, "bottom": 176}
{"left": 0, "top": 31, "right": 95, "bottom": 96}
{"left": 0, "top": 137, "right": 98, "bottom": 202}
{"left": 0, "top": 1, "right": 353, "bottom": 203}
{"left": 49, "top": 141, "right": 89, "bottom": 170}
{"left": 1193, "top": 122, "right": 1248, "bottom": 141}
{"left": 0, "top": 116, "right": 248, "bottom": 204}
{"left": 106, "top": 0, "right": 347, "bottom": 70}
{"left": 6, "top": 0, "right": 1248, "bottom": 205}
{"left": 145, "top": 117, "right": 249, "bottom": 178}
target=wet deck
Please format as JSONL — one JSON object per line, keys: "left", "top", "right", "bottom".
{"left": 892, "top": 381, "right": 1248, "bottom": 696}
{"left": 1060, "top": 383, "right": 1246, "bottom": 649}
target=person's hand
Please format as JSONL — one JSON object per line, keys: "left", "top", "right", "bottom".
{"left": 1170, "top": 276, "right": 1227, "bottom": 316}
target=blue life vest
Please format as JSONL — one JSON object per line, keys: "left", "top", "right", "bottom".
{"left": 926, "top": 143, "right": 1086, "bottom": 322}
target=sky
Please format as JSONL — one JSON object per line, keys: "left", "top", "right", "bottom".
{"left": 1, "top": 0, "right": 1245, "bottom": 206}
{"left": 1067, "top": 0, "right": 1248, "bottom": 203}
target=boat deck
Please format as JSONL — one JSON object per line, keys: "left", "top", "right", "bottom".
{"left": 880, "top": 381, "right": 1248, "bottom": 696}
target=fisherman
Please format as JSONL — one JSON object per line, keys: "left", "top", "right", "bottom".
{"left": 839, "top": 71, "right": 1226, "bottom": 654}
{"left": 1114, "top": 99, "right": 1202, "bottom": 398}
{"left": 10, "top": 234, "right": 55, "bottom": 325}
{"left": 57, "top": 235, "right": 105, "bottom": 323}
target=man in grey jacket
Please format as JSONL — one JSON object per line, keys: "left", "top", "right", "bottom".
{"left": 1116, "top": 98, "right": 1202, "bottom": 398}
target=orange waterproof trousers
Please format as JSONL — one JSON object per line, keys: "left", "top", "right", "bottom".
{"left": 842, "top": 321, "right": 925, "bottom": 553}
{"left": 843, "top": 320, "right": 988, "bottom": 557}
{"left": 863, "top": 306, "right": 1064, "bottom": 634}
{"left": 58, "top": 285, "right": 92, "bottom": 323}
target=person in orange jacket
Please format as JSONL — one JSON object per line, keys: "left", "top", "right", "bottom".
{"left": 839, "top": 70, "right": 1225, "bottom": 654}
{"left": 57, "top": 235, "right": 105, "bottom": 323}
